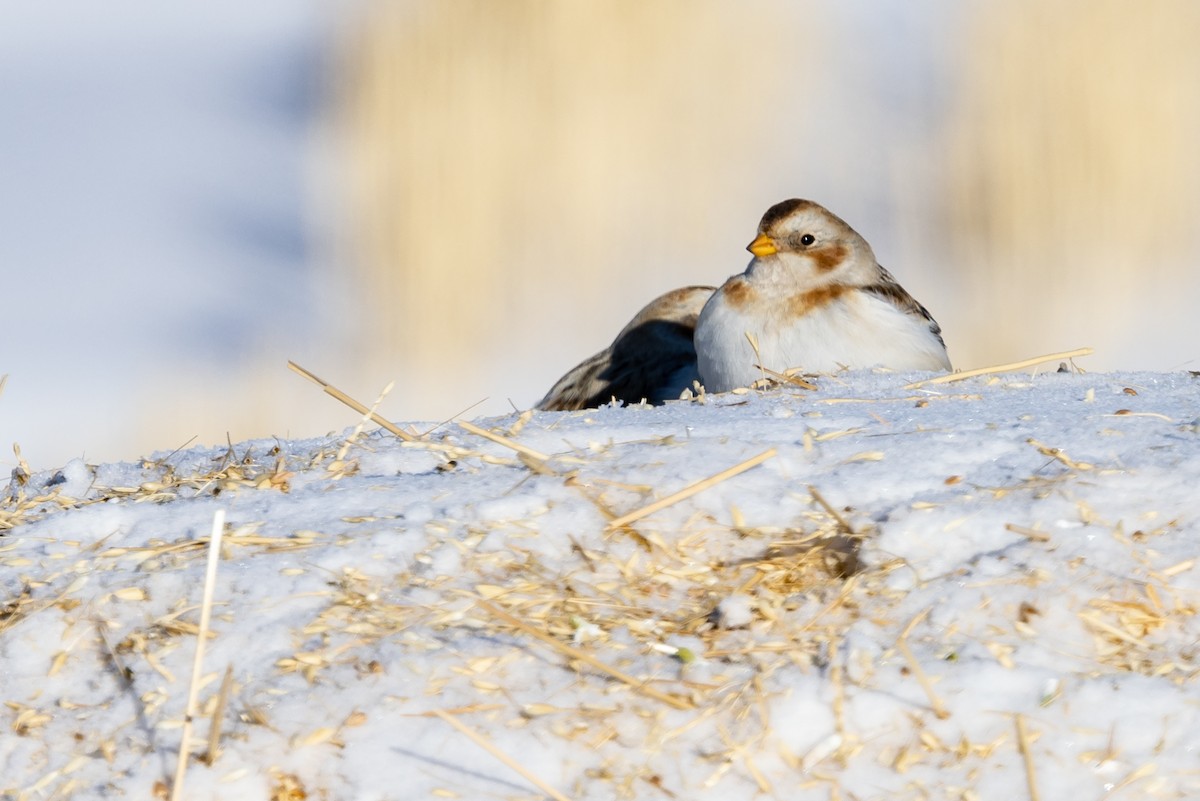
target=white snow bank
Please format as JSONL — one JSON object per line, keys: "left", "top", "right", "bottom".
{"left": 2, "top": 370, "right": 1199, "bottom": 799}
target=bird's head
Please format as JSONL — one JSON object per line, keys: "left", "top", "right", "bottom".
{"left": 745, "top": 199, "right": 877, "bottom": 288}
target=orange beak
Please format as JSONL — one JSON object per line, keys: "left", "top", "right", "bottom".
{"left": 747, "top": 233, "right": 778, "bottom": 258}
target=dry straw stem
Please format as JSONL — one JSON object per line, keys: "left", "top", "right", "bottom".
{"left": 287, "top": 360, "right": 415, "bottom": 442}
{"left": 745, "top": 330, "right": 815, "bottom": 391}
{"left": 401, "top": 703, "right": 505, "bottom": 718}
{"left": 457, "top": 419, "right": 550, "bottom": 463}
{"left": 419, "top": 396, "right": 490, "bottom": 438}
{"left": 1005, "top": 523, "right": 1051, "bottom": 543}
{"left": 903, "top": 347, "right": 1094, "bottom": 389}
{"left": 897, "top": 610, "right": 950, "bottom": 720}
{"left": 896, "top": 638, "right": 949, "bottom": 720}
{"left": 170, "top": 508, "right": 226, "bottom": 801}
{"left": 808, "top": 485, "right": 855, "bottom": 537}
{"left": 605, "top": 448, "right": 777, "bottom": 531}
{"left": 1027, "top": 439, "right": 1094, "bottom": 471}
{"left": 1014, "top": 714, "right": 1041, "bottom": 801}
{"left": 203, "top": 665, "right": 235, "bottom": 766}
{"left": 752, "top": 364, "right": 818, "bottom": 391}
{"left": 432, "top": 708, "right": 574, "bottom": 801}
{"left": 476, "top": 599, "right": 693, "bottom": 710}
{"left": 335, "top": 379, "right": 396, "bottom": 464}
{"left": 94, "top": 619, "right": 133, "bottom": 686}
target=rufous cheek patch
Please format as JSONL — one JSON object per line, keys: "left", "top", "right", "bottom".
{"left": 809, "top": 243, "right": 849, "bottom": 273}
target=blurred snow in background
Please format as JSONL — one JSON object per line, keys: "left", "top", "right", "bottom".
{"left": 3, "top": 1, "right": 1199, "bottom": 470}
{"left": 1, "top": 0, "right": 353, "bottom": 469}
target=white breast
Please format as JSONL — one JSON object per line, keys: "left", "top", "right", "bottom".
{"left": 695, "top": 289, "right": 949, "bottom": 393}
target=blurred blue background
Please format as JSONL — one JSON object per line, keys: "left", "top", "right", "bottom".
{"left": 3, "top": 1, "right": 1199, "bottom": 470}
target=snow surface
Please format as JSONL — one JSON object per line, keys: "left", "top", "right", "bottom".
{"left": 3, "top": 370, "right": 1200, "bottom": 800}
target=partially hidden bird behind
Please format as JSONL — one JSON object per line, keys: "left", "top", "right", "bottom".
{"left": 536, "top": 286, "right": 714, "bottom": 411}
{"left": 537, "top": 199, "right": 949, "bottom": 411}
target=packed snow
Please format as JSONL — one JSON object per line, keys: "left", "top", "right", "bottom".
{"left": 3, "top": 368, "right": 1200, "bottom": 800}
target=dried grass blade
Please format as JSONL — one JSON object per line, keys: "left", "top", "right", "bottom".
{"left": 1015, "top": 714, "right": 1041, "bottom": 801}
{"left": 457, "top": 420, "right": 550, "bottom": 463}
{"left": 808, "top": 485, "right": 855, "bottom": 536}
{"left": 1027, "top": 438, "right": 1094, "bottom": 471}
{"left": 170, "top": 509, "right": 226, "bottom": 801}
{"left": 752, "top": 364, "right": 818, "bottom": 390}
{"left": 904, "top": 347, "right": 1094, "bottom": 389}
{"left": 203, "top": 665, "right": 235, "bottom": 766}
{"left": 606, "top": 448, "right": 777, "bottom": 531}
{"left": 420, "top": 397, "right": 489, "bottom": 437}
{"left": 896, "top": 613, "right": 949, "bottom": 720}
{"left": 94, "top": 619, "right": 133, "bottom": 686}
{"left": 476, "top": 600, "right": 692, "bottom": 710}
{"left": 400, "top": 703, "right": 506, "bottom": 718}
{"left": 1005, "top": 523, "right": 1050, "bottom": 543}
{"left": 432, "top": 708, "right": 574, "bottom": 801}
{"left": 287, "top": 360, "right": 415, "bottom": 442}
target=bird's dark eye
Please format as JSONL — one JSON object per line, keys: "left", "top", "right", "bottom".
{"left": 800, "top": 234, "right": 816, "bottom": 246}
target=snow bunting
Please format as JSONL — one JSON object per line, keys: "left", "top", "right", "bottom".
{"left": 537, "top": 286, "right": 715, "bottom": 411}
{"left": 694, "top": 199, "right": 950, "bottom": 393}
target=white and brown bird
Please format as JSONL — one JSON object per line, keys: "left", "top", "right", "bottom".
{"left": 537, "top": 199, "right": 950, "bottom": 410}
{"left": 536, "top": 285, "right": 714, "bottom": 411}
{"left": 694, "top": 199, "right": 950, "bottom": 393}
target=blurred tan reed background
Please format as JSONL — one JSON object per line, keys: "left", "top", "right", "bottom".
{"left": 940, "top": 2, "right": 1200, "bottom": 366}
{"left": 325, "top": 0, "right": 1200, "bottom": 430}
{"left": 14, "top": 1, "right": 1200, "bottom": 468}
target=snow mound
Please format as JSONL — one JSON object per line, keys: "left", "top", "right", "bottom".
{"left": 3, "top": 370, "right": 1199, "bottom": 799}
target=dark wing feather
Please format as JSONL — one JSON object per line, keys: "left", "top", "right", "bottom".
{"left": 536, "top": 286, "right": 715, "bottom": 411}
{"left": 861, "top": 265, "right": 946, "bottom": 349}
